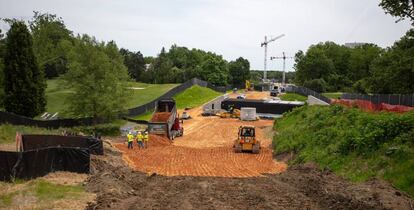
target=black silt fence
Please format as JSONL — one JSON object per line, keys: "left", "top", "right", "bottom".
{"left": 0, "top": 78, "right": 230, "bottom": 128}
{"left": 0, "top": 111, "right": 101, "bottom": 129}
{"left": 0, "top": 148, "right": 90, "bottom": 181}
{"left": 341, "top": 93, "right": 414, "bottom": 107}
{"left": 21, "top": 135, "right": 103, "bottom": 155}
{"left": 286, "top": 86, "right": 331, "bottom": 104}
{"left": 221, "top": 99, "right": 304, "bottom": 115}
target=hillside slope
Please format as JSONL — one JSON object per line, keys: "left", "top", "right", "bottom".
{"left": 274, "top": 105, "right": 414, "bottom": 196}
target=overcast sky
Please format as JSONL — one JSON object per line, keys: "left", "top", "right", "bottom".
{"left": 0, "top": 0, "right": 412, "bottom": 71}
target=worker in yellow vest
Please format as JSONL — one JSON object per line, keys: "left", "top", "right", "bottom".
{"left": 136, "top": 131, "right": 144, "bottom": 149}
{"left": 143, "top": 131, "right": 149, "bottom": 149}
{"left": 126, "top": 132, "right": 134, "bottom": 149}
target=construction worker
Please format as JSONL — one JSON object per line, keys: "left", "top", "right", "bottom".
{"left": 126, "top": 132, "right": 134, "bottom": 149}
{"left": 143, "top": 131, "right": 149, "bottom": 149}
{"left": 136, "top": 131, "right": 144, "bottom": 149}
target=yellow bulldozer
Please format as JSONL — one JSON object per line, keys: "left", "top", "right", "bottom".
{"left": 234, "top": 125, "right": 260, "bottom": 154}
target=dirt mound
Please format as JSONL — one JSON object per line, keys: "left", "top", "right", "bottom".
{"left": 150, "top": 112, "right": 171, "bottom": 122}
{"left": 86, "top": 148, "right": 414, "bottom": 210}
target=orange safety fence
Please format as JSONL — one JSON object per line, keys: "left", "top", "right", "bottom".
{"left": 332, "top": 99, "right": 414, "bottom": 113}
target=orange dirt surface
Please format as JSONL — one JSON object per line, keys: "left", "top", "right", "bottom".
{"left": 114, "top": 91, "right": 286, "bottom": 177}
{"left": 228, "top": 91, "right": 270, "bottom": 100}
{"left": 150, "top": 112, "right": 171, "bottom": 122}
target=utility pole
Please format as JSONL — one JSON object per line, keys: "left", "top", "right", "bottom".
{"left": 261, "top": 34, "right": 285, "bottom": 81}
{"left": 270, "top": 52, "right": 293, "bottom": 85}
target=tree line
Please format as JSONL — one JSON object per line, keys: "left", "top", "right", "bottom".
{"left": 295, "top": 0, "right": 414, "bottom": 94}
{"left": 0, "top": 12, "right": 250, "bottom": 119}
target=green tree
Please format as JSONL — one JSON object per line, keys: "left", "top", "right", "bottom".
{"left": 62, "top": 35, "right": 130, "bottom": 119}
{"left": 120, "top": 48, "right": 145, "bottom": 81}
{"left": 29, "top": 12, "right": 73, "bottom": 78}
{"left": 380, "top": 0, "right": 414, "bottom": 23}
{"left": 294, "top": 47, "right": 334, "bottom": 88}
{"left": 199, "top": 55, "right": 228, "bottom": 86}
{"left": 0, "top": 29, "right": 6, "bottom": 108}
{"left": 367, "top": 29, "right": 414, "bottom": 94}
{"left": 3, "top": 21, "right": 46, "bottom": 117}
{"left": 228, "top": 57, "right": 250, "bottom": 86}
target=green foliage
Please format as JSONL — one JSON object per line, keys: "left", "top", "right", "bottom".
{"left": 274, "top": 105, "right": 414, "bottom": 196}
{"left": 0, "top": 124, "right": 59, "bottom": 144}
{"left": 4, "top": 21, "right": 46, "bottom": 117}
{"left": 0, "top": 29, "right": 5, "bottom": 108}
{"left": 142, "top": 45, "right": 246, "bottom": 86}
{"left": 303, "top": 79, "right": 327, "bottom": 93}
{"left": 33, "top": 180, "right": 84, "bottom": 200}
{"left": 294, "top": 42, "right": 382, "bottom": 93}
{"left": 280, "top": 93, "right": 307, "bottom": 102}
{"left": 322, "top": 92, "right": 342, "bottom": 99}
{"left": 379, "top": 0, "right": 414, "bottom": 23}
{"left": 250, "top": 70, "right": 295, "bottom": 84}
{"left": 62, "top": 35, "right": 130, "bottom": 119}
{"left": 228, "top": 57, "right": 250, "bottom": 86}
{"left": 120, "top": 48, "right": 146, "bottom": 81}
{"left": 367, "top": 29, "right": 414, "bottom": 94}
{"left": 69, "top": 123, "right": 121, "bottom": 136}
{"left": 29, "top": 11, "right": 73, "bottom": 79}
{"left": 131, "top": 111, "right": 153, "bottom": 121}
{"left": 173, "top": 85, "right": 222, "bottom": 109}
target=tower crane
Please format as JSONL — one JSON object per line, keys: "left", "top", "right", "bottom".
{"left": 271, "top": 52, "right": 293, "bottom": 85}
{"left": 261, "top": 34, "right": 285, "bottom": 81}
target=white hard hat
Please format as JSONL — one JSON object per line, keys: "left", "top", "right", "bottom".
{"left": 138, "top": 131, "right": 142, "bottom": 134}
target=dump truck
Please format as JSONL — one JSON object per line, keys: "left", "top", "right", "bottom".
{"left": 234, "top": 125, "right": 260, "bottom": 154}
{"left": 148, "top": 99, "right": 183, "bottom": 140}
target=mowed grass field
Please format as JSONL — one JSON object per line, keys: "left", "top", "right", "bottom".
{"left": 132, "top": 85, "right": 222, "bottom": 121}
{"left": 45, "top": 79, "right": 178, "bottom": 117}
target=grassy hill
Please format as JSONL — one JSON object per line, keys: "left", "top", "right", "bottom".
{"left": 45, "top": 79, "right": 178, "bottom": 117}
{"left": 274, "top": 105, "right": 414, "bottom": 196}
{"left": 132, "top": 85, "right": 222, "bottom": 120}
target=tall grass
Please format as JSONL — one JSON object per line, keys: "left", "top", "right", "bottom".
{"left": 274, "top": 105, "right": 414, "bottom": 196}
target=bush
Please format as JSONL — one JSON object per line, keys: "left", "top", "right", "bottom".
{"left": 303, "top": 79, "right": 327, "bottom": 93}
{"left": 274, "top": 105, "right": 414, "bottom": 196}
{"left": 70, "top": 123, "right": 120, "bottom": 136}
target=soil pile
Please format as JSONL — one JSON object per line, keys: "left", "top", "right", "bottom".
{"left": 150, "top": 112, "right": 171, "bottom": 122}
{"left": 86, "top": 147, "right": 414, "bottom": 210}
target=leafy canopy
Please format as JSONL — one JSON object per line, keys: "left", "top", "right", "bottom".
{"left": 62, "top": 35, "right": 130, "bottom": 119}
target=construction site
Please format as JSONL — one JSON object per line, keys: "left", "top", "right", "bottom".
{"left": 85, "top": 91, "right": 411, "bottom": 210}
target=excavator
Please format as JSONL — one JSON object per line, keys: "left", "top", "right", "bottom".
{"left": 234, "top": 125, "right": 260, "bottom": 154}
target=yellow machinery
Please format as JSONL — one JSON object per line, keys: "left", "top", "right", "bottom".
{"left": 234, "top": 126, "right": 260, "bottom": 154}
{"left": 245, "top": 80, "right": 254, "bottom": 91}
{"left": 218, "top": 105, "right": 240, "bottom": 118}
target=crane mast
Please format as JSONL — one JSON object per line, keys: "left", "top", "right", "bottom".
{"left": 270, "top": 52, "right": 294, "bottom": 85}
{"left": 261, "top": 34, "right": 285, "bottom": 81}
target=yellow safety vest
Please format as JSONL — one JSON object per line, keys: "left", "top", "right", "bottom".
{"left": 136, "top": 134, "right": 143, "bottom": 142}
{"left": 143, "top": 134, "right": 149, "bottom": 141}
{"left": 127, "top": 134, "right": 134, "bottom": 142}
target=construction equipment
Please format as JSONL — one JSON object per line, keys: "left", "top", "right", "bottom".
{"left": 261, "top": 34, "right": 285, "bottom": 80}
{"left": 234, "top": 126, "right": 260, "bottom": 154}
{"left": 245, "top": 80, "right": 254, "bottom": 91}
{"left": 148, "top": 99, "right": 184, "bottom": 140}
{"left": 270, "top": 52, "right": 294, "bottom": 85}
{"left": 218, "top": 105, "right": 241, "bottom": 118}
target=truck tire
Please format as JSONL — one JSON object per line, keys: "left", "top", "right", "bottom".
{"left": 234, "top": 143, "right": 242, "bottom": 153}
